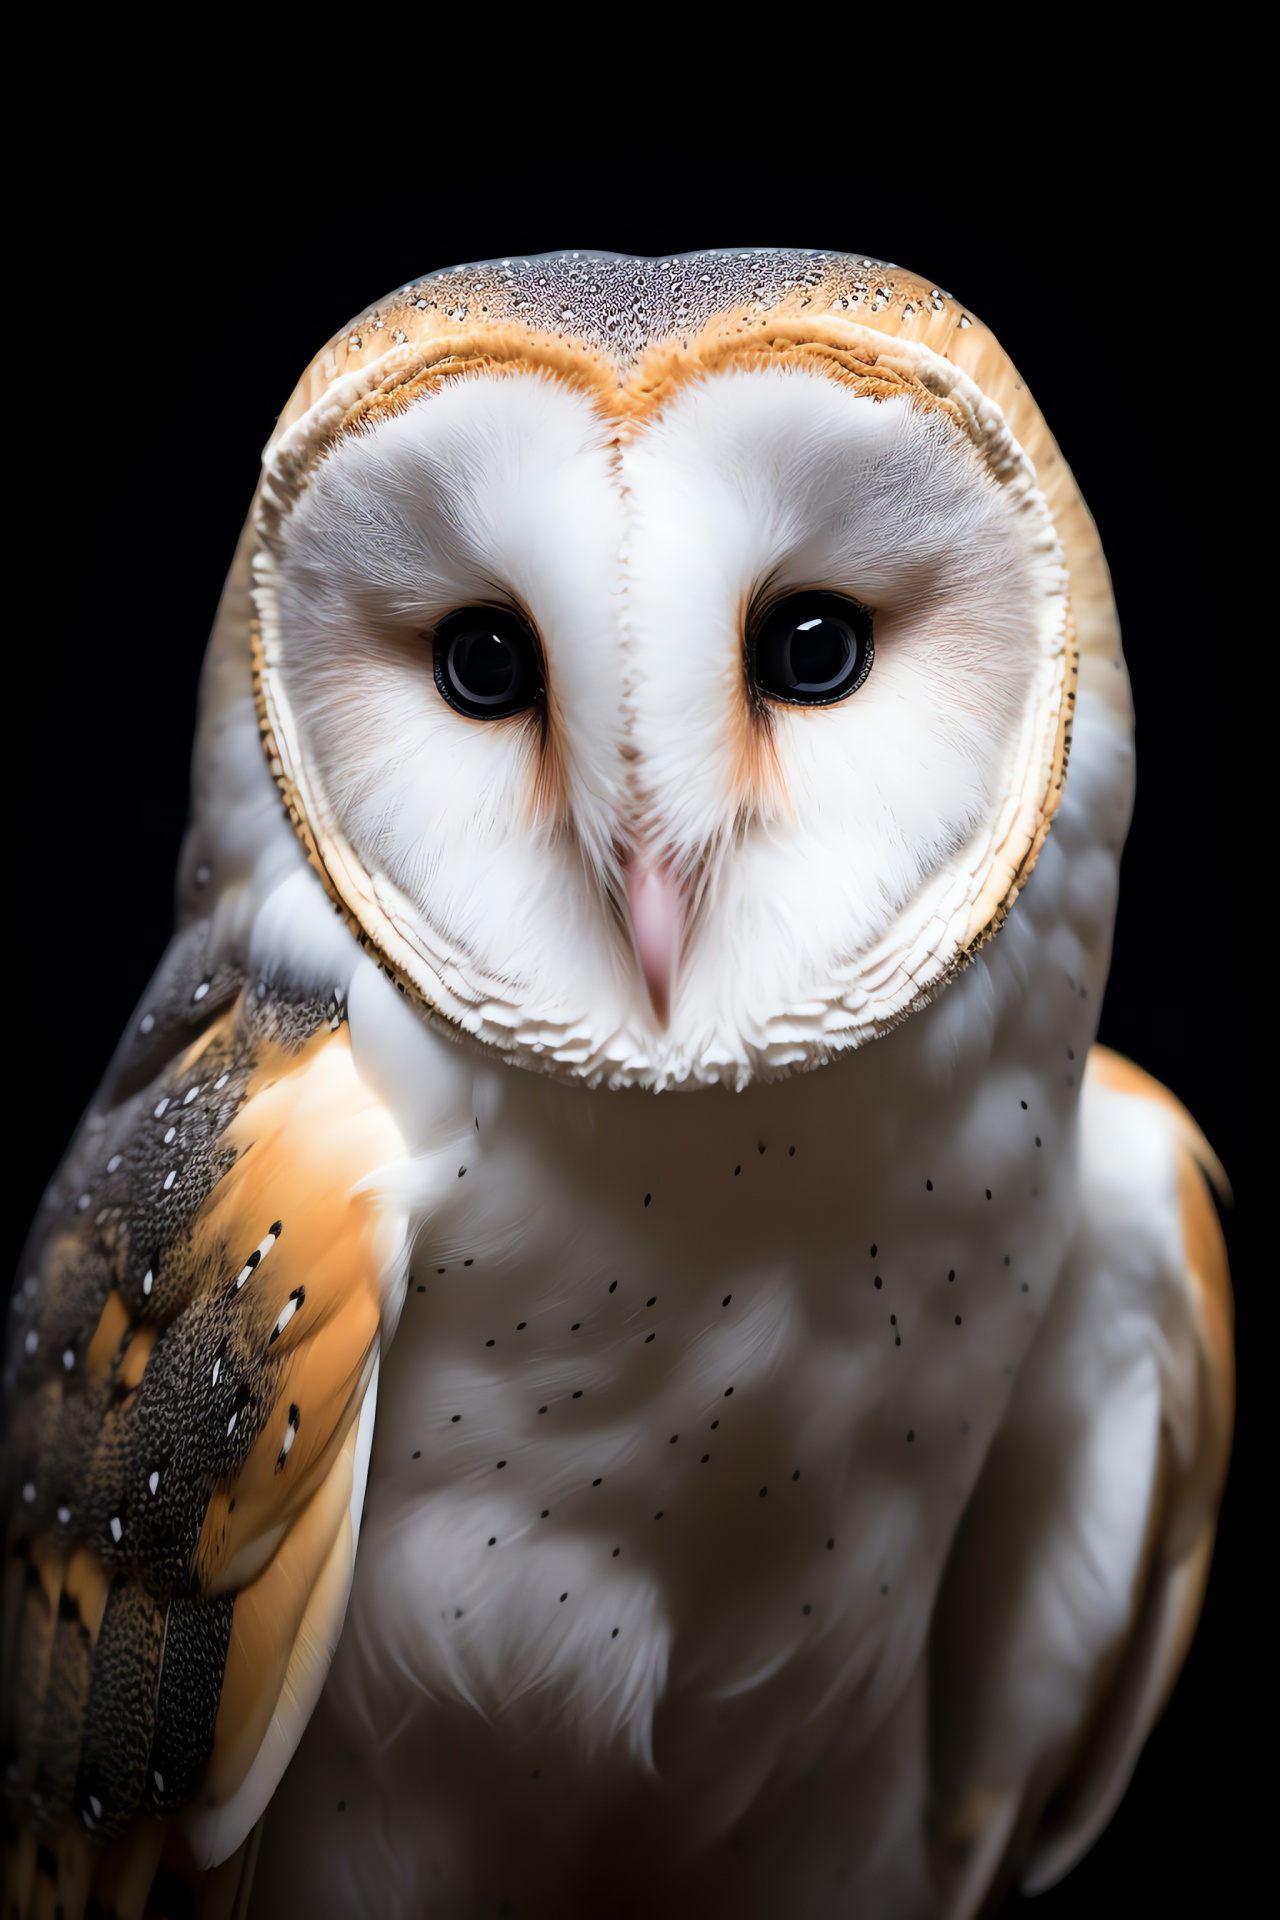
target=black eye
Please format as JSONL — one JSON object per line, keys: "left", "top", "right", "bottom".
{"left": 433, "top": 607, "right": 542, "bottom": 719}
{"left": 751, "top": 592, "right": 874, "bottom": 706}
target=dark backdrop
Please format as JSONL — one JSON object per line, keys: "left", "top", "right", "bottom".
{"left": 10, "top": 109, "right": 1256, "bottom": 1916}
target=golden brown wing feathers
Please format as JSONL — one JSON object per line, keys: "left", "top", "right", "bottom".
{"left": 2, "top": 973, "right": 404, "bottom": 1914}
{"left": 200, "top": 1424, "right": 357, "bottom": 1810}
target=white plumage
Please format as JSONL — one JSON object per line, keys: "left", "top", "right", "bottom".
{"left": 1, "top": 250, "right": 1230, "bottom": 1920}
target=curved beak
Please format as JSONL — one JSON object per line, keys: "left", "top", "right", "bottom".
{"left": 625, "top": 860, "right": 684, "bottom": 1027}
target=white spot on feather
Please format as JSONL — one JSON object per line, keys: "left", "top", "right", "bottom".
{"left": 235, "top": 1224, "right": 282, "bottom": 1290}
{"left": 270, "top": 1291, "right": 303, "bottom": 1344}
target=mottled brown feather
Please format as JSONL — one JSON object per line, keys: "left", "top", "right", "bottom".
{"left": 2, "top": 978, "right": 403, "bottom": 1917}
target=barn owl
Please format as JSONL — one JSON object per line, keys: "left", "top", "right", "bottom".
{"left": 2, "top": 249, "right": 1231, "bottom": 1920}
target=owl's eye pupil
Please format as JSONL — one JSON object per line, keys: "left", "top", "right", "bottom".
{"left": 452, "top": 631, "right": 515, "bottom": 701}
{"left": 433, "top": 607, "right": 541, "bottom": 719}
{"left": 752, "top": 592, "right": 874, "bottom": 706}
{"left": 790, "top": 616, "right": 849, "bottom": 689}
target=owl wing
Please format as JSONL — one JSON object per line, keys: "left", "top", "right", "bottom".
{"left": 1015, "top": 1047, "right": 1233, "bottom": 1891}
{"left": 930, "top": 1044, "right": 1233, "bottom": 1918}
{"left": 2, "top": 938, "right": 407, "bottom": 1920}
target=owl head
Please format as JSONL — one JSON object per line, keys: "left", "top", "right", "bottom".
{"left": 246, "top": 250, "right": 1087, "bottom": 1090}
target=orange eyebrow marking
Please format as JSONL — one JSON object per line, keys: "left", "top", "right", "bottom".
{"left": 315, "top": 313, "right": 964, "bottom": 462}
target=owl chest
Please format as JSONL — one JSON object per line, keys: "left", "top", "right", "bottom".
{"left": 361, "top": 1052, "right": 1077, "bottom": 1739}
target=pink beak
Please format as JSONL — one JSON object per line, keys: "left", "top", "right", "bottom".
{"left": 625, "top": 860, "right": 684, "bottom": 1026}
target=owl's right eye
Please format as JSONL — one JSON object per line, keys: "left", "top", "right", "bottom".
{"left": 433, "top": 607, "right": 542, "bottom": 719}
{"left": 751, "top": 591, "right": 874, "bottom": 707}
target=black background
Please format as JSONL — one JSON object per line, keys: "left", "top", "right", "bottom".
{"left": 10, "top": 81, "right": 1256, "bottom": 1917}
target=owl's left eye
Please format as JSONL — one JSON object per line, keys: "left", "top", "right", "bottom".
{"left": 433, "top": 607, "right": 542, "bottom": 719}
{"left": 751, "top": 591, "right": 874, "bottom": 707}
